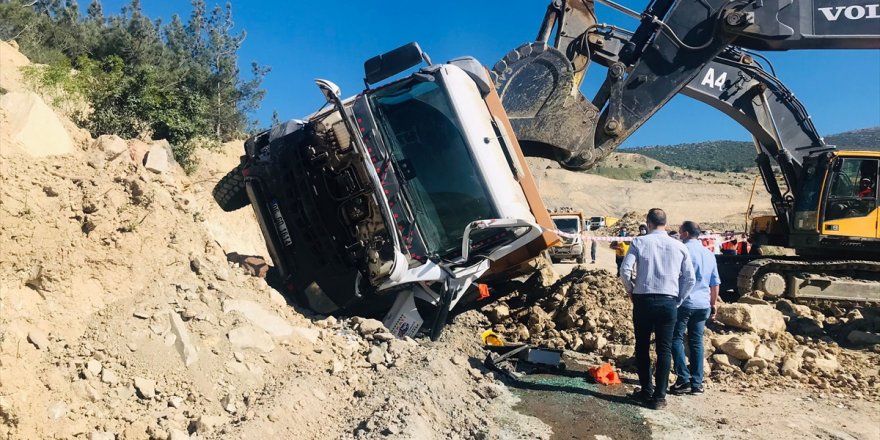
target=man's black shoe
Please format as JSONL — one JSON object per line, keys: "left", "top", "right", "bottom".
{"left": 647, "top": 398, "right": 667, "bottom": 410}
{"left": 690, "top": 385, "right": 704, "bottom": 395}
{"left": 628, "top": 389, "right": 652, "bottom": 404}
{"left": 668, "top": 382, "right": 690, "bottom": 395}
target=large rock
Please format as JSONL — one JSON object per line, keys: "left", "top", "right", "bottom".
{"left": 715, "top": 304, "right": 786, "bottom": 336}
{"left": 711, "top": 353, "right": 742, "bottom": 369}
{"left": 486, "top": 304, "right": 510, "bottom": 324}
{"left": 600, "top": 344, "right": 634, "bottom": 363}
{"left": 46, "top": 401, "right": 67, "bottom": 420}
{"left": 718, "top": 336, "right": 758, "bottom": 361}
{"left": 169, "top": 312, "right": 199, "bottom": 366}
{"left": 847, "top": 330, "right": 880, "bottom": 345}
{"left": 754, "top": 344, "right": 775, "bottom": 361}
{"left": 710, "top": 334, "right": 735, "bottom": 350}
{"left": 528, "top": 261, "right": 560, "bottom": 289}
{"left": 222, "top": 300, "right": 294, "bottom": 338}
{"left": 27, "top": 329, "right": 50, "bottom": 350}
{"left": 192, "top": 415, "right": 230, "bottom": 434}
{"left": 128, "top": 139, "right": 150, "bottom": 164}
{"left": 95, "top": 134, "right": 129, "bottom": 161}
{"left": 133, "top": 377, "right": 155, "bottom": 400}
{"left": 811, "top": 354, "right": 840, "bottom": 374}
{"left": 744, "top": 357, "right": 768, "bottom": 370}
{"left": 357, "top": 318, "right": 387, "bottom": 336}
{"left": 227, "top": 326, "right": 275, "bottom": 353}
{"left": 582, "top": 333, "right": 608, "bottom": 351}
{"left": 0, "top": 92, "right": 74, "bottom": 157}
{"left": 792, "top": 317, "right": 825, "bottom": 337}
{"left": 775, "top": 299, "right": 813, "bottom": 319}
{"left": 780, "top": 347, "right": 806, "bottom": 378}
{"left": 144, "top": 142, "right": 170, "bottom": 173}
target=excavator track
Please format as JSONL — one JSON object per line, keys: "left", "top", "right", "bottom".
{"left": 737, "top": 258, "right": 880, "bottom": 302}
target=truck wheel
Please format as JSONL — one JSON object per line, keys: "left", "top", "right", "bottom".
{"left": 576, "top": 253, "right": 585, "bottom": 264}
{"left": 212, "top": 164, "right": 249, "bottom": 212}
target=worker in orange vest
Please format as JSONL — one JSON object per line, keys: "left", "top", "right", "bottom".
{"left": 721, "top": 240, "right": 737, "bottom": 255}
{"left": 736, "top": 235, "right": 750, "bottom": 255}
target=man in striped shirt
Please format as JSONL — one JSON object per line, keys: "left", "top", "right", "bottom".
{"left": 620, "top": 208, "right": 696, "bottom": 410}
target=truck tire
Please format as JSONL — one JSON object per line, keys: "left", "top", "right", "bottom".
{"left": 212, "top": 165, "right": 249, "bottom": 212}
{"left": 576, "top": 253, "right": 585, "bottom": 264}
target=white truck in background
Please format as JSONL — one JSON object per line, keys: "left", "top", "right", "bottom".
{"left": 548, "top": 208, "right": 587, "bottom": 264}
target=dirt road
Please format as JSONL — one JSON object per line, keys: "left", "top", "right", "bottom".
{"left": 509, "top": 372, "right": 880, "bottom": 440}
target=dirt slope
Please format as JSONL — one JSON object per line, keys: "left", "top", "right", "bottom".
{"left": 529, "top": 156, "right": 771, "bottom": 228}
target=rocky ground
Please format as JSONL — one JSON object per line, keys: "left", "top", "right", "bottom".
{"left": 482, "top": 267, "right": 880, "bottom": 403}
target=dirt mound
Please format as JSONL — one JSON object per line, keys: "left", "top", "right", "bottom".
{"left": 483, "top": 268, "right": 634, "bottom": 353}
{"left": 608, "top": 210, "right": 642, "bottom": 236}
{"left": 0, "top": 142, "right": 548, "bottom": 439}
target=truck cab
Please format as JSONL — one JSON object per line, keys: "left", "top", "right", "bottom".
{"left": 223, "top": 43, "right": 558, "bottom": 338}
{"left": 548, "top": 208, "right": 587, "bottom": 263}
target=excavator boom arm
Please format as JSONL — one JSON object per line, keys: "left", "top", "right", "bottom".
{"left": 494, "top": 0, "right": 880, "bottom": 171}
{"left": 723, "top": 0, "right": 880, "bottom": 50}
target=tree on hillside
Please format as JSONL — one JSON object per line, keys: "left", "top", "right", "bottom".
{"left": 0, "top": 0, "right": 269, "bottom": 171}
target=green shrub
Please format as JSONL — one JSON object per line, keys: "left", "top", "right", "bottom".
{"left": 2, "top": 0, "right": 269, "bottom": 172}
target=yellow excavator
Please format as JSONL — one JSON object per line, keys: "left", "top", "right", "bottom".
{"left": 493, "top": 0, "right": 880, "bottom": 301}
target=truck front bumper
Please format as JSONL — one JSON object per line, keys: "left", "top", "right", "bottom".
{"left": 549, "top": 244, "right": 583, "bottom": 258}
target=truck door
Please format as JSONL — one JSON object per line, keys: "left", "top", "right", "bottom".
{"left": 821, "top": 157, "right": 878, "bottom": 239}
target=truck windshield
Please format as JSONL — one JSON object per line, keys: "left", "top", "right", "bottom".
{"left": 552, "top": 218, "right": 580, "bottom": 234}
{"left": 369, "top": 79, "right": 497, "bottom": 257}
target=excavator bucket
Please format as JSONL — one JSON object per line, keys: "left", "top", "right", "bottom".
{"left": 490, "top": 0, "right": 601, "bottom": 170}
{"left": 491, "top": 43, "right": 600, "bottom": 170}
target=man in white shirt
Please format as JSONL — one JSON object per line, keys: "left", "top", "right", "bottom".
{"left": 620, "top": 208, "right": 696, "bottom": 410}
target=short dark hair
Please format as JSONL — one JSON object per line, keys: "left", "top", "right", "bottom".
{"left": 680, "top": 220, "right": 700, "bottom": 238}
{"left": 646, "top": 208, "right": 667, "bottom": 226}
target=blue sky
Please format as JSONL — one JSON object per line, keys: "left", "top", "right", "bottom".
{"left": 103, "top": 0, "right": 879, "bottom": 147}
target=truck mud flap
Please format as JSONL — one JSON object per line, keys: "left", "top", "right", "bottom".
{"left": 245, "top": 170, "right": 367, "bottom": 313}
{"left": 245, "top": 178, "right": 295, "bottom": 283}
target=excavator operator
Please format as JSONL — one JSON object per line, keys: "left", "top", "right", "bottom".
{"left": 857, "top": 178, "right": 875, "bottom": 199}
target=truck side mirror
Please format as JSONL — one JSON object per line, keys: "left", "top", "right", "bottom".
{"left": 364, "top": 42, "right": 431, "bottom": 86}
{"left": 315, "top": 79, "right": 342, "bottom": 103}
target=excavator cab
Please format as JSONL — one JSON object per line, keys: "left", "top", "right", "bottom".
{"left": 820, "top": 153, "right": 880, "bottom": 239}
{"left": 791, "top": 151, "right": 880, "bottom": 249}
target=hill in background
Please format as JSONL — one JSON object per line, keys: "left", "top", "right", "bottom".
{"left": 627, "top": 127, "right": 880, "bottom": 171}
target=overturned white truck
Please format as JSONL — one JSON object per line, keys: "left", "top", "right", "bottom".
{"left": 213, "top": 43, "right": 559, "bottom": 339}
